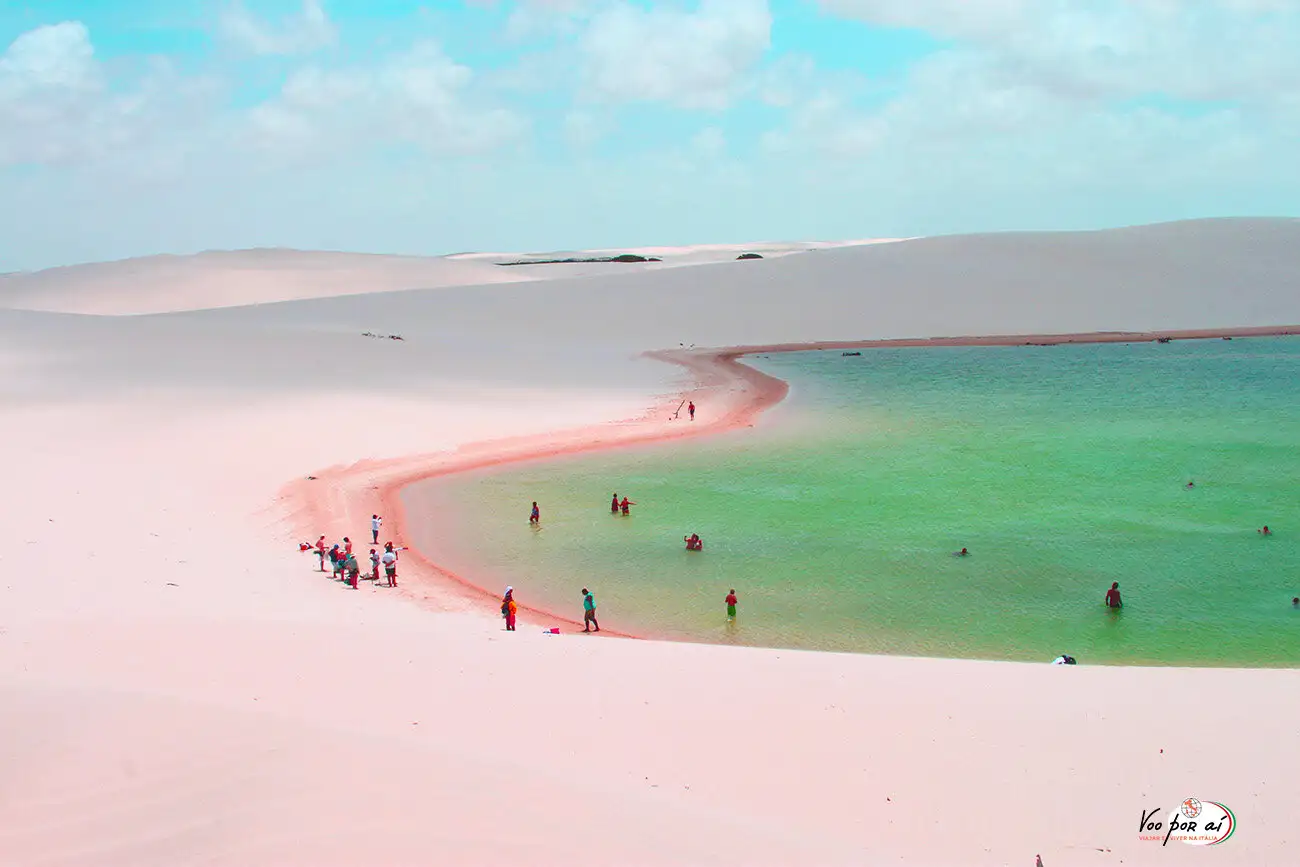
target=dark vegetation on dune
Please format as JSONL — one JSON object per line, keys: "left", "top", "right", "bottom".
{"left": 496, "top": 253, "right": 661, "bottom": 266}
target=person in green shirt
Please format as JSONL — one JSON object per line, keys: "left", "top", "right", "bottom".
{"left": 581, "top": 588, "right": 600, "bottom": 632}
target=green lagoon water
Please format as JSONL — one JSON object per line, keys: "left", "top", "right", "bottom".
{"left": 431, "top": 337, "right": 1300, "bottom": 666}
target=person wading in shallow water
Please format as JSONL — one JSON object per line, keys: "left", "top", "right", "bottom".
{"left": 529, "top": 501, "right": 540, "bottom": 525}
{"left": 725, "top": 589, "right": 738, "bottom": 621}
{"left": 611, "top": 493, "right": 620, "bottom": 514}
{"left": 1104, "top": 581, "right": 1122, "bottom": 609}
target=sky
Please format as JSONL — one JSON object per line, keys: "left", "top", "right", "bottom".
{"left": 2, "top": 0, "right": 1298, "bottom": 270}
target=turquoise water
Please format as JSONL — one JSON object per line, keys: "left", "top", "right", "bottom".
{"left": 425, "top": 337, "right": 1300, "bottom": 666}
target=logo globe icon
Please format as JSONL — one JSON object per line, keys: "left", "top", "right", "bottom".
{"left": 1181, "top": 798, "right": 1202, "bottom": 819}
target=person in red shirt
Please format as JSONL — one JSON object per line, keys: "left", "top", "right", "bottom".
{"left": 611, "top": 493, "right": 620, "bottom": 514}
{"left": 315, "top": 536, "right": 327, "bottom": 571}
{"left": 725, "top": 589, "right": 738, "bottom": 621}
{"left": 688, "top": 401, "right": 695, "bottom": 421}
{"left": 1104, "top": 582, "right": 1122, "bottom": 608}
{"left": 620, "top": 496, "right": 635, "bottom": 516}
{"left": 501, "top": 587, "right": 517, "bottom": 631}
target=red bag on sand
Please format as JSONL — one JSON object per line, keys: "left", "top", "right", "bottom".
{"left": 299, "top": 542, "right": 312, "bottom": 552}
{"left": 544, "top": 628, "right": 560, "bottom": 635}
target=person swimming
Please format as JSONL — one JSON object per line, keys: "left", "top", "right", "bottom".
{"left": 1292, "top": 597, "right": 1298, "bottom": 608}
{"left": 1259, "top": 525, "right": 1272, "bottom": 536}
{"left": 684, "top": 533, "right": 703, "bottom": 551}
{"left": 1186, "top": 481, "right": 1195, "bottom": 489}
{"left": 953, "top": 547, "right": 969, "bottom": 557}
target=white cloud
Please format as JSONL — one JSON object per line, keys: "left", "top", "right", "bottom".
{"left": 503, "top": 0, "right": 596, "bottom": 41}
{"left": 758, "top": 0, "right": 1300, "bottom": 168}
{"left": 691, "top": 125, "right": 726, "bottom": 157}
{"left": 562, "top": 109, "right": 612, "bottom": 149}
{"left": 819, "top": 0, "right": 1300, "bottom": 103}
{"left": 577, "top": 0, "right": 772, "bottom": 109}
{"left": 0, "top": 22, "right": 215, "bottom": 168}
{"left": 247, "top": 42, "right": 527, "bottom": 158}
{"left": 219, "top": 0, "right": 337, "bottom": 56}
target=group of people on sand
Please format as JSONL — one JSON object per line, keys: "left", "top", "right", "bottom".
{"left": 305, "top": 514, "right": 403, "bottom": 589}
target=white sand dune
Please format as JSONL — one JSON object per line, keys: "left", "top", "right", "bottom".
{"left": 1, "top": 218, "right": 1298, "bottom": 866}
{"left": 0, "top": 239, "right": 905, "bottom": 317}
{"left": 0, "top": 249, "right": 538, "bottom": 316}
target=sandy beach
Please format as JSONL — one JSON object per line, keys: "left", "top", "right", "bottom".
{"left": 3, "top": 221, "right": 1300, "bottom": 866}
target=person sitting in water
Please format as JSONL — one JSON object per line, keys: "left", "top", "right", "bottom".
{"left": 684, "top": 533, "right": 703, "bottom": 551}
{"left": 1259, "top": 525, "right": 1272, "bottom": 536}
{"left": 1104, "top": 581, "right": 1122, "bottom": 608}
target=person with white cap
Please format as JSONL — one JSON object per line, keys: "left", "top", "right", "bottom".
{"left": 501, "top": 586, "right": 517, "bottom": 631}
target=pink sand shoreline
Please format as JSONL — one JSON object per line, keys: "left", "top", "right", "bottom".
{"left": 288, "top": 324, "right": 1299, "bottom": 639}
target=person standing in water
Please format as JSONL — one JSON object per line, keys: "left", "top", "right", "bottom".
{"left": 611, "top": 493, "right": 620, "bottom": 514}
{"left": 688, "top": 401, "right": 695, "bottom": 421}
{"left": 620, "top": 496, "right": 635, "bottom": 516}
{"left": 529, "top": 501, "right": 540, "bottom": 525}
{"left": 725, "top": 589, "right": 738, "bottom": 621}
{"left": 1104, "top": 581, "right": 1122, "bottom": 608}
{"left": 581, "top": 588, "right": 599, "bottom": 632}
